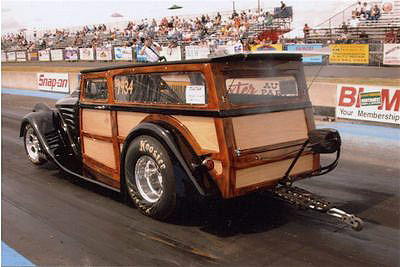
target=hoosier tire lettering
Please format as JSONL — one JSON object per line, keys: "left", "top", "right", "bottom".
{"left": 125, "top": 135, "right": 177, "bottom": 220}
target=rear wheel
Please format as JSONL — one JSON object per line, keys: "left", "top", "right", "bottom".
{"left": 23, "top": 124, "right": 47, "bottom": 165}
{"left": 125, "top": 135, "right": 177, "bottom": 220}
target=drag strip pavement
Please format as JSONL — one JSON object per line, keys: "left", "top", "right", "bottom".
{"left": 1, "top": 92, "right": 399, "bottom": 266}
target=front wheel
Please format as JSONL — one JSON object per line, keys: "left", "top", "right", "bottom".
{"left": 124, "top": 135, "right": 177, "bottom": 220}
{"left": 23, "top": 124, "right": 47, "bottom": 165}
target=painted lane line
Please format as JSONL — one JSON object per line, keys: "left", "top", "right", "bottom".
{"left": 2, "top": 88, "right": 67, "bottom": 100}
{"left": 1, "top": 242, "right": 35, "bottom": 267}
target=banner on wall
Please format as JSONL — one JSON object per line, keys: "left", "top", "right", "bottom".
{"left": 185, "top": 45, "right": 210, "bottom": 60}
{"left": 39, "top": 50, "right": 50, "bottom": 61}
{"left": 79, "top": 48, "right": 95, "bottom": 60}
{"left": 28, "top": 51, "right": 39, "bottom": 61}
{"left": 16, "top": 51, "right": 27, "bottom": 62}
{"left": 336, "top": 84, "right": 399, "bottom": 125}
{"left": 64, "top": 48, "right": 79, "bottom": 60}
{"left": 114, "top": 46, "right": 133, "bottom": 60}
{"left": 135, "top": 45, "right": 147, "bottom": 62}
{"left": 1, "top": 52, "right": 6, "bottom": 62}
{"left": 7, "top": 52, "right": 16, "bottom": 61}
{"left": 383, "top": 44, "right": 400, "bottom": 65}
{"left": 50, "top": 49, "right": 63, "bottom": 61}
{"left": 37, "top": 72, "right": 69, "bottom": 93}
{"left": 329, "top": 44, "right": 369, "bottom": 64}
{"left": 250, "top": 43, "right": 283, "bottom": 51}
{"left": 286, "top": 44, "right": 323, "bottom": 63}
{"left": 96, "top": 47, "right": 112, "bottom": 60}
{"left": 159, "top": 46, "right": 182, "bottom": 61}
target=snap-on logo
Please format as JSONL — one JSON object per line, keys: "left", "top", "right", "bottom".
{"left": 139, "top": 140, "right": 166, "bottom": 169}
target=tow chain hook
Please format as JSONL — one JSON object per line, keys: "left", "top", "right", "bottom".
{"left": 327, "top": 208, "right": 364, "bottom": 231}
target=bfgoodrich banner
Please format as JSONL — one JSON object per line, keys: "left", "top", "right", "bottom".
{"left": 383, "top": 44, "right": 400, "bottom": 65}
{"left": 37, "top": 72, "right": 69, "bottom": 93}
{"left": 336, "top": 84, "right": 399, "bottom": 125}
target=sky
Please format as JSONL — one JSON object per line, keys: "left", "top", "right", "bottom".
{"left": 1, "top": 0, "right": 356, "bottom": 35}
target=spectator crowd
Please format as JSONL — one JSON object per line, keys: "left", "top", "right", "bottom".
{"left": 2, "top": 7, "right": 291, "bottom": 53}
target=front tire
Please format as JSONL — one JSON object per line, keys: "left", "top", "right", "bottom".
{"left": 125, "top": 135, "right": 177, "bottom": 220}
{"left": 23, "top": 124, "right": 47, "bottom": 165}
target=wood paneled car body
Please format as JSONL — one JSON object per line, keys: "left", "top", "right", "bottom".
{"left": 21, "top": 53, "right": 355, "bottom": 225}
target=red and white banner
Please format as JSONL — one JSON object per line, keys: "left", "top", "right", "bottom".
{"left": 383, "top": 44, "right": 400, "bottom": 65}
{"left": 37, "top": 72, "right": 69, "bottom": 93}
{"left": 336, "top": 84, "right": 399, "bottom": 125}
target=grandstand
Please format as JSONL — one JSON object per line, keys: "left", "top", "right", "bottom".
{"left": 307, "top": 0, "right": 400, "bottom": 44}
{"left": 1, "top": 5, "right": 292, "bottom": 52}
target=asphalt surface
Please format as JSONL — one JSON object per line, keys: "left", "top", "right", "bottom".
{"left": 3, "top": 61, "right": 400, "bottom": 79}
{"left": 2, "top": 93, "right": 400, "bottom": 266}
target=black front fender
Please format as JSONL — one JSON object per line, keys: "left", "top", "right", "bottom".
{"left": 120, "top": 122, "right": 208, "bottom": 196}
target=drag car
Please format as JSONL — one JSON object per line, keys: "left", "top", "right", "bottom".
{"left": 20, "top": 52, "right": 363, "bottom": 230}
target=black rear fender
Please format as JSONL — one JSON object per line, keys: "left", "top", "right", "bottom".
{"left": 120, "top": 122, "right": 215, "bottom": 197}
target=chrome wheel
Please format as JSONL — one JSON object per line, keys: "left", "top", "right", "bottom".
{"left": 134, "top": 155, "right": 163, "bottom": 203}
{"left": 25, "top": 127, "right": 42, "bottom": 163}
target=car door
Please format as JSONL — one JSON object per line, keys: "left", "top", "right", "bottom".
{"left": 80, "top": 72, "right": 119, "bottom": 188}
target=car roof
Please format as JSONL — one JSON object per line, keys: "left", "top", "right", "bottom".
{"left": 80, "top": 52, "right": 303, "bottom": 74}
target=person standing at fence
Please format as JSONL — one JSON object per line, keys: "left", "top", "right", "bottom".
{"left": 140, "top": 36, "right": 163, "bottom": 62}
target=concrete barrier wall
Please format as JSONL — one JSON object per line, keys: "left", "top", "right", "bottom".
{"left": 2, "top": 71, "right": 80, "bottom": 93}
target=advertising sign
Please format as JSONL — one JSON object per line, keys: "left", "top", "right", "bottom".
{"left": 329, "top": 44, "right": 369, "bottom": 64}
{"left": 185, "top": 45, "right": 210, "bottom": 60}
{"left": 1, "top": 52, "right": 6, "bottom": 62}
{"left": 79, "top": 48, "right": 95, "bottom": 60}
{"left": 383, "top": 44, "right": 400, "bottom": 65}
{"left": 37, "top": 72, "right": 69, "bottom": 93}
{"left": 159, "top": 46, "right": 182, "bottom": 61}
{"left": 135, "top": 45, "right": 147, "bottom": 62}
{"left": 250, "top": 43, "right": 283, "bottom": 51}
{"left": 96, "top": 47, "right": 112, "bottom": 61}
{"left": 7, "top": 52, "right": 16, "bottom": 61}
{"left": 286, "top": 44, "right": 323, "bottom": 63}
{"left": 16, "top": 51, "right": 27, "bottom": 62}
{"left": 28, "top": 51, "right": 39, "bottom": 61}
{"left": 50, "top": 49, "right": 63, "bottom": 61}
{"left": 64, "top": 48, "right": 79, "bottom": 61}
{"left": 114, "top": 46, "right": 133, "bottom": 61}
{"left": 39, "top": 50, "right": 50, "bottom": 61}
{"left": 336, "top": 84, "right": 399, "bottom": 125}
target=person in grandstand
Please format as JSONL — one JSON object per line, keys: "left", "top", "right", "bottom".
{"left": 361, "top": 2, "right": 371, "bottom": 19}
{"left": 354, "top": 1, "right": 363, "bottom": 17}
{"left": 139, "top": 36, "right": 163, "bottom": 62}
{"left": 348, "top": 15, "right": 360, "bottom": 27}
{"left": 370, "top": 5, "right": 381, "bottom": 21}
{"left": 303, "top": 24, "right": 311, "bottom": 43}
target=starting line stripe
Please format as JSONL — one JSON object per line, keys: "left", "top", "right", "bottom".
{"left": 1, "top": 242, "right": 35, "bottom": 266}
{"left": 2, "top": 88, "right": 67, "bottom": 100}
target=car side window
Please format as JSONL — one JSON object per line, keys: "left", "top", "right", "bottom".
{"left": 84, "top": 78, "right": 108, "bottom": 100}
{"left": 114, "top": 72, "right": 207, "bottom": 105}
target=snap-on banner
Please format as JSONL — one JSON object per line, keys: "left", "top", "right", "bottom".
{"left": 336, "top": 84, "right": 399, "bottom": 125}
{"left": 37, "top": 72, "right": 69, "bottom": 93}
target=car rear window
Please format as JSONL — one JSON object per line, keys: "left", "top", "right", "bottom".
{"left": 113, "top": 72, "right": 208, "bottom": 105}
{"left": 226, "top": 76, "right": 299, "bottom": 105}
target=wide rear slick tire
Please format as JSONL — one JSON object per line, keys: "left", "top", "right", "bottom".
{"left": 125, "top": 135, "right": 177, "bottom": 220}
